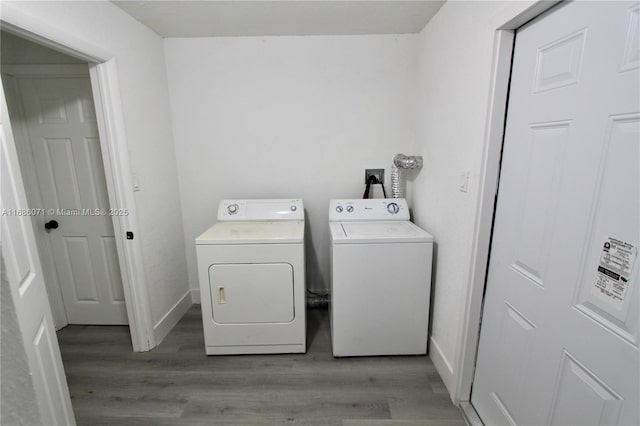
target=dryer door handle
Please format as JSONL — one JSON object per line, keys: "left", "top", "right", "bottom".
{"left": 217, "top": 286, "right": 226, "bottom": 304}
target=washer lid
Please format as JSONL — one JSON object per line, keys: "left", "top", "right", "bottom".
{"left": 196, "top": 220, "right": 304, "bottom": 245}
{"left": 330, "top": 221, "right": 433, "bottom": 244}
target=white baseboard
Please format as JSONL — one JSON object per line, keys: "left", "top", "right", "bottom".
{"left": 430, "top": 336, "right": 455, "bottom": 400}
{"left": 153, "top": 289, "right": 193, "bottom": 344}
{"left": 190, "top": 287, "right": 200, "bottom": 304}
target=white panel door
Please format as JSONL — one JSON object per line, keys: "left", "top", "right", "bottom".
{"left": 1, "top": 85, "right": 75, "bottom": 425}
{"left": 16, "top": 77, "right": 127, "bottom": 325}
{"left": 471, "top": 2, "right": 639, "bottom": 425}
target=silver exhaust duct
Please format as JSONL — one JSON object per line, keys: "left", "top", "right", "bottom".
{"left": 391, "top": 154, "right": 423, "bottom": 198}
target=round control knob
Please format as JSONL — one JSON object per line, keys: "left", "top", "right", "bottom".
{"left": 346, "top": 205, "right": 354, "bottom": 213}
{"left": 387, "top": 202, "right": 399, "bottom": 214}
{"left": 227, "top": 204, "right": 239, "bottom": 214}
{"left": 290, "top": 205, "right": 297, "bottom": 212}
{"left": 336, "top": 205, "right": 343, "bottom": 213}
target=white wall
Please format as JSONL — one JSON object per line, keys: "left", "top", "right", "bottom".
{"left": 165, "top": 35, "right": 418, "bottom": 295}
{"left": 411, "top": 0, "right": 537, "bottom": 397}
{"left": 3, "top": 1, "right": 189, "bottom": 332}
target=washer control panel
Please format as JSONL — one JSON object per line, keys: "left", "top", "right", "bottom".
{"left": 218, "top": 199, "right": 304, "bottom": 221}
{"left": 329, "top": 198, "right": 410, "bottom": 221}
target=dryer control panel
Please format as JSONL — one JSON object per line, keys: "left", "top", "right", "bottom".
{"left": 218, "top": 199, "right": 304, "bottom": 221}
{"left": 329, "top": 198, "right": 410, "bottom": 221}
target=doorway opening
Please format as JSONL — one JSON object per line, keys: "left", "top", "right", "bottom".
{"left": 2, "top": 31, "right": 129, "bottom": 329}
{"left": 0, "top": 26, "right": 154, "bottom": 352}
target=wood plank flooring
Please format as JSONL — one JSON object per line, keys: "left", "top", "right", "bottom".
{"left": 57, "top": 306, "right": 465, "bottom": 426}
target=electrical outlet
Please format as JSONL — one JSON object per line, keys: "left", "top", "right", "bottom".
{"left": 365, "top": 169, "right": 384, "bottom": 184}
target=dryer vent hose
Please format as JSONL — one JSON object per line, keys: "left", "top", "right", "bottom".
{"left": 391, "top": 154, "right": 423, "bottom": 198}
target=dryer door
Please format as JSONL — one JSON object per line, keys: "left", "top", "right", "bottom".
{"left": 209, "top": 263, "right": 295, "bottom": 324}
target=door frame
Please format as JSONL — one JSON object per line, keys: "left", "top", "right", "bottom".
{"left": 1, "top": 8, "right": 155, "bottom": 352}
{"left": 453, "top": 0, "right": 563, "bottom": 415}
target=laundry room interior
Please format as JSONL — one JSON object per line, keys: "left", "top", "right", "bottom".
{"left": 2, "top": 1, "right": 638, "bottom": 425}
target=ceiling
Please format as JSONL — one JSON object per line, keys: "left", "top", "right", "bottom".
{"left": 111, "top": 1, "right": 445, "bottom": 38}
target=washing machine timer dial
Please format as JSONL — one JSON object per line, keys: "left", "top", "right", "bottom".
{"left": 386, "top": 202, "right": 400, "bottom": 214}
{"left": 227, "top": 203, "right": 239, "bottom": 214}
{"left": 290, "top": 205, "right": 297, "bottom": 212}
{"left": 336, "top": 205, "right": 343, "bottom": 213}
{"left": 346, "top": 205, "right": 354, "bottom": 213}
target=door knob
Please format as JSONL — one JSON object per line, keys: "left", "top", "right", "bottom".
{"left": 44, "top": 220, "right": 59, "bottom": 230}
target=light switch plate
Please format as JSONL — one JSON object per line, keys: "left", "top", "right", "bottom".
{"left": 132, "top": 173, "right": 141, "bottom": 192}
{"left": 459, "top": 171, "right": 469, "bottom": 192}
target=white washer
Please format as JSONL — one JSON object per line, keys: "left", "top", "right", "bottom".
{"left": 329, "top": 198, "right": 433, "bottom": 357}
{"left": 196, "top": 199, "right": 306, "bottom": 355}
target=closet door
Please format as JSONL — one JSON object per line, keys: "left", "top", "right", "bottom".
{"left": 471, "top": 2, "right": 639, "bottom": 425}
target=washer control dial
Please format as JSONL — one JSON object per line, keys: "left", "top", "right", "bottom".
{"left": 290, "top": 205, "right": 297, "bottom": 212}
{"left": 227, "top": 203, "right": 239, "bottom": 214}
{"left": 336, "top": 205, "right": 343, "bottom": 213}
{"left": 346, "top": 205, "right": 354, "bottom": 213}
{"left": 386, "top": 202, "right": 399, "bottom": 214}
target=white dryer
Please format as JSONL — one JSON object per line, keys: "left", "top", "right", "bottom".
{"left": 329, "top": 198, "right": 433, "bottom": 357}
{"left": 196, "top": 199, "right": 306, "bottom": 355}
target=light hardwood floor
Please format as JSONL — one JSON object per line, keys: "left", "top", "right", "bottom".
{"left": 58, "top": 306, "right": 466, "bottom": 426}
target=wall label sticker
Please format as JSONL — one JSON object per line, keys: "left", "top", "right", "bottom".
{"left": 592, "top": 237, "right": 637, "bottom": 310}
